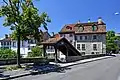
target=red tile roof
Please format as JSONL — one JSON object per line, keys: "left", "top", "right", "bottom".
{"left": 41, "top": 34, "right": 62, "bottom": 44}
{"left": 60, "top": 22, "right": 106, "bottom": 34}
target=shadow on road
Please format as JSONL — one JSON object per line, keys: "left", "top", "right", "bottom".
{"left": 0, "top": 69, "right": 10, "bottom": 78}
{"left": 25, "top": 64, "right": 71, "bottom": 75}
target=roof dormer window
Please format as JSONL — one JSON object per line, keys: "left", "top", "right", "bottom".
{"left": 92, "top": 25, "right": 98, "bottom": 31}
{"left": 66, "top": 26, "right": 72, "bottom": 30}
{"left": 77, "top": 25, "right": 84, "bottom": 32}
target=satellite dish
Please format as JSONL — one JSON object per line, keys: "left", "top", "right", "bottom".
{"left": 115, "top": 12, "right": 119, "bottom": 15}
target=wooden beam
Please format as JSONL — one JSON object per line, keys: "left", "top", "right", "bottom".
{"left": 65, "top": 44, "right": 68, "bottom": 62}
{"left": 54, "top": 45, "right": 57, "bottom": 62}
{"left": 43, "top": 45, "right": 47, "bottom": 57}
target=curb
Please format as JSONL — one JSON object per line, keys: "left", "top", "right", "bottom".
{"left": 0, "top": 73, "right": 31, "bottom": 80}
{"left": 0, "top": 56, "right": 114, "bottom": 80}
{"left": 61, "top": 56, "right": 113, "bottom": 68}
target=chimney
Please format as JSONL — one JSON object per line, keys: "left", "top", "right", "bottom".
{"left": 77, "top": 20, "right": 80, "bottom": 24}
{"left": 88, "top": 18, "right": 91, "bottom": 23}
{"left": 98, "top": 17, "right": 103, "bottom": 24}
{"left": 5, "top": 34, "right": 8, "bottom": 39}
{"left": 52, "top": 32, "right": 55, "bottom": 37}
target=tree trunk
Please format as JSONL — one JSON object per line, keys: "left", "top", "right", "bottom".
{"left": 17, "top": 28, "right": 21, "bottom": 68}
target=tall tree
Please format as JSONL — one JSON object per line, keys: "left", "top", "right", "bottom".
{"left": 106, "top": 31, "right": 120, "bottom": 53}
{"left": 0, "top": 0, "right": 51, "bottom": 67}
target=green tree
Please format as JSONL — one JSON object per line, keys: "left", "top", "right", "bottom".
{"left": 28, "top": 46, "right": 43, "bottom": 57}
{"left": 0, "top": 0, "right": 50, "bottom": 67}
{"left": 106, "top": 31, "right": 120, "bottom": 53}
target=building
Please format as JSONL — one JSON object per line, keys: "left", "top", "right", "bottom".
{"left": 41, "top": 17, "right": 106, "bottom": 62}
{"left": 0, "top": 31, "right": 51, "bottom": 57}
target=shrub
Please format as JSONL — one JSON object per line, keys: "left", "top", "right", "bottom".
{"left": 27, "top": 46, "right": 43, "bottom": 57}
{"left": 0, "top": 49, "right": 17, "bottom": 59}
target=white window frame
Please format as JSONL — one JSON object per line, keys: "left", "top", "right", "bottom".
{"left": 82, "top": 44, "right": 86, "bottom": 51}
{"left": 76, "top": 44, "right": 81, "bottom": 50}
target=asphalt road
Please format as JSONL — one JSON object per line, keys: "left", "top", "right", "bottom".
{"left": 15, "top": 55, "right": 120, "bottom": 80}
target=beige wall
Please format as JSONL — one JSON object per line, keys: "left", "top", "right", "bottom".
{"left": 75, "top": 34, "right": 106, "bottom": 55}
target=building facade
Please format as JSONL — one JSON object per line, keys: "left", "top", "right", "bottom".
{"left": 0, "top": 32, "right": 51, "bottom": 57}
{"left": 42, "top": 18, "right": 106, "bottom": 62}
{"left": 59, "top": 18, "right": 106, "bottom": 55}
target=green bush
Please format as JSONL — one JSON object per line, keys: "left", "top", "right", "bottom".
{"left": 0, "top": 49, "right": 17, "bottom": 59}
{"left": 27, "top": 46, "right": 43, "bottom": 57}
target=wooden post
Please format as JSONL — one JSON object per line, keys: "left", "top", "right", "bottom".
{"left": 43, "top": 45, "right": 47, "bottom": 57}
{"left": 65, "top": 45, "right": 68, "bottom": 62}
{"left": 54, "top": 45, "right": 57, "bottom": 63}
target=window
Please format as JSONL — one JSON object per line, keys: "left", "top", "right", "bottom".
{"left": 93, "top": 44, "right": 97, "bottom": 51}
{"left": 10, "top": 42, "right": 11, "bottom": 45}
{"left": 28, "top": 40, "right": 30, "bottom": 44}
{"left": 77, "top": 44, "right": 80, "bottom": 50}
{"left": 22, "top": 41, "right": 24, "bottom": 47}
{"left": 13, "top": 42, "right": 16, "bottom": 47}
{"left": 85, "top": 36, "right": 87, "bottom": 40}
{"left": 93, "top": 35, "right": 97, "bottom": 40}
{"left": 92, "top": 25, "right": 98, "bottom": 31}
{"left": 66, "top": 26, "right": 72, "bottom": 30}
{"left": 28, "top": 40, "right": 33, "bottom": 44}
{"left": 1, "top": 42, "right": 3, "bottom": 45}
{"left": 82, "top": 44, "right": 86, "bottom": 50}
{"left": 75, "top": 36, "right": 77, "bottom": 40}
{"left": 51, "top": 46, "right": 54, "bottom": 49}
{"left": 80, "top": 36, "right": 82, "bottom": 40}
{"left": 4, "top": 42, "right": 6, "bottom": 45}
{"left": 78, "top": 26, "right": 84, "bottom": 32}
{"left": 69, "top": 34, "right": 73, "bottom": 37}
{"left": 7, "top": 42, "right": 9, "bottom": 45}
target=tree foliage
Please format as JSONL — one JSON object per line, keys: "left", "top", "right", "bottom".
{"left": 0, "top": 49, "right": 17, "bottom": 59}
{"left": 28, "top": 46, "right": 43, "bottom": 57}
{"left": 0, "top": 0, "right": 51, "bottom": 41}
{"left": 0, "top": 0, "right": 51, "bottom": 67}
{"left": 106, "top": 31, "right": 120, "bottom": 53}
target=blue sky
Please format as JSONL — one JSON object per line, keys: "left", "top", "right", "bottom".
{"left": 0, "top": 0, "right": 120, "bottom": 37}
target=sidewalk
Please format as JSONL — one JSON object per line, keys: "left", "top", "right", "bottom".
{"left": 0, "top": 56, "right": 114, "bottom": 80}
{"left": 50, "top": 56, "right": 113, "bottom": 67}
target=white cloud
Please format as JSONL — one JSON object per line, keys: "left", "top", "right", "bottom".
{"left": 115, "top": 12, "right": 119, "bottom": 15}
